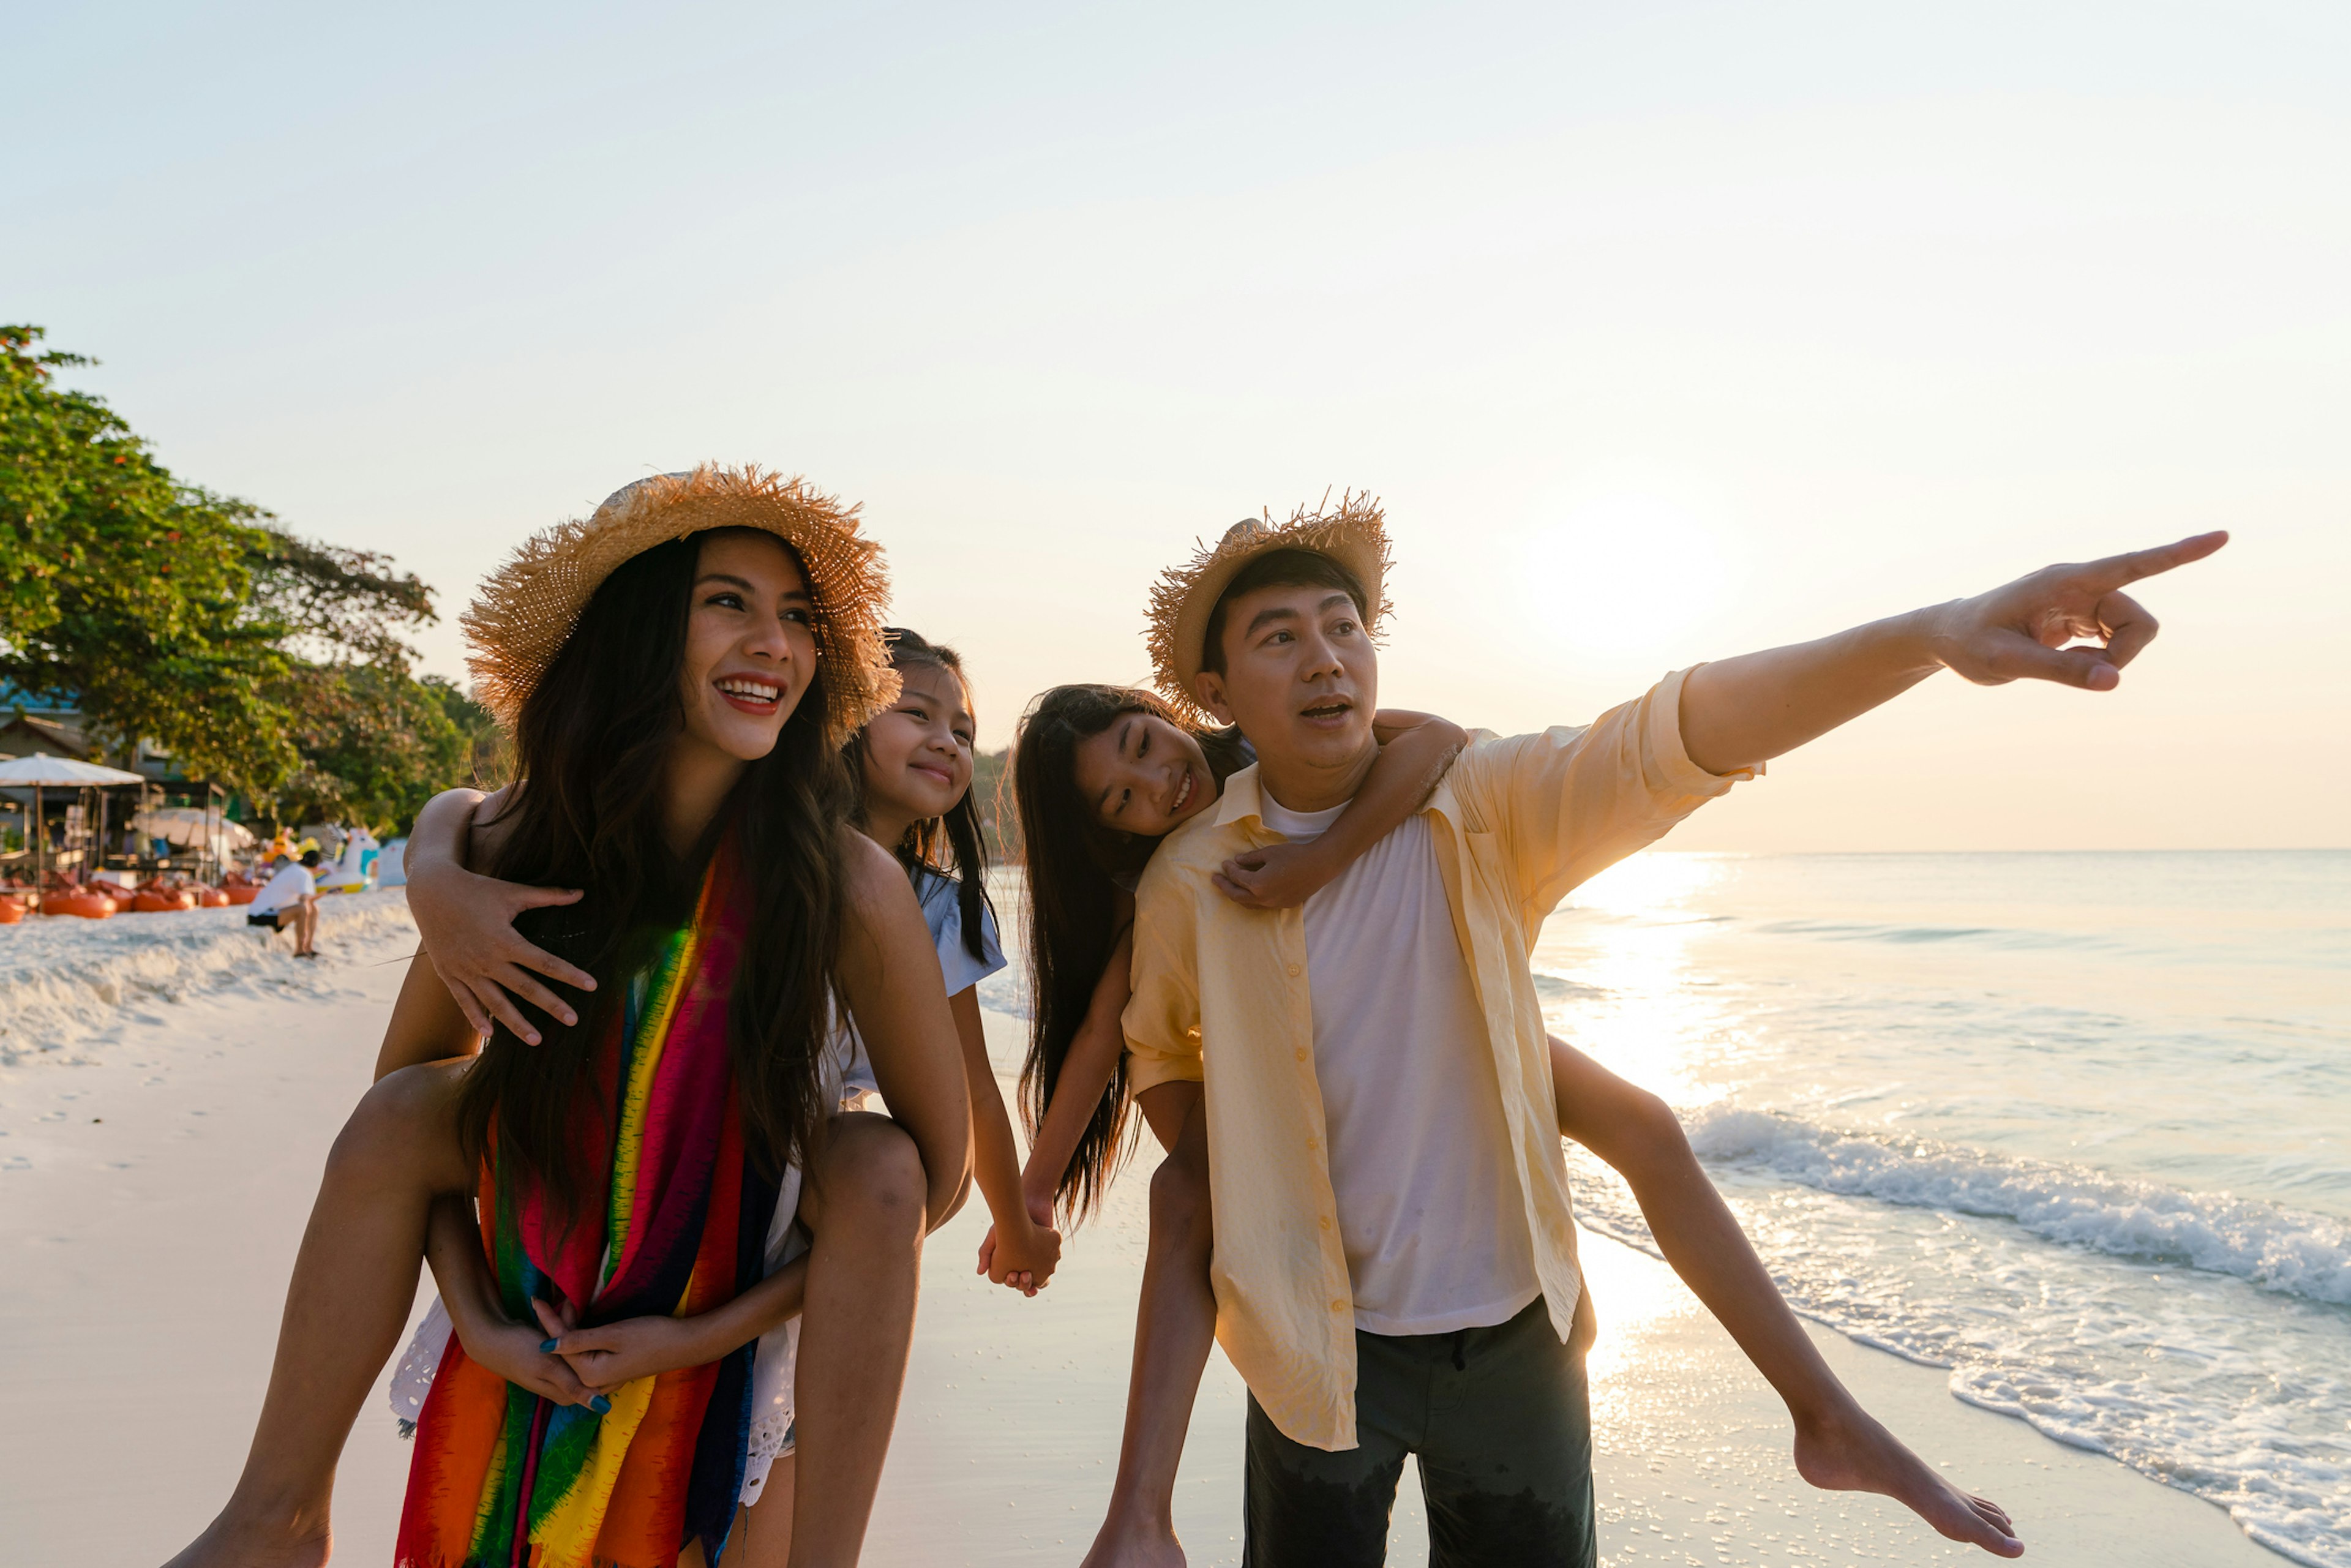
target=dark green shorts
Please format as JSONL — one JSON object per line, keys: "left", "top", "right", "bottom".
{"left": 1243, "top": 1296, "right": 1595, "bottom": 1568}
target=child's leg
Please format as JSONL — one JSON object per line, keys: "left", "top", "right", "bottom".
{"left": 731, "top": 1456, "right": 795, "bottom": 1568}
{"left": 162, "top": 1060, "right": 475, "bottom": 1568}
{"left": 786, "top": 1111, "right": 929, "bottom": 1567}
{"left": 1082, "top": 1082, "right": 1212, "bottom": 1568}
{"left": 1545, "top": 1035, "right": 2021, "bottom": 1558}
{"left": 680, "top": 1454, "right": 792, "bottom": 1568}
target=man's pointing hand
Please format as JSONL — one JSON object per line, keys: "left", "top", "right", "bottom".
{"left": 1927, "top": 530, "right": 2229, "bottom": 691}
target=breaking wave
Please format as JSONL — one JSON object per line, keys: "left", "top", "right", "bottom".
{"left": 1680, "top": 1106, "right": 2351, "bottom": 1310}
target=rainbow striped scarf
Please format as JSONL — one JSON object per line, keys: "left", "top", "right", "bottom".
{"left": 396, "top": 847, "right": 781, "bottom": 1568}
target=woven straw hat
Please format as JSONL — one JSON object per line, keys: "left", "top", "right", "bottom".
{"left": 462, "top": 465, "right": 898, "bottom": 746}
{"left": 1144, "top": 490, "right": 1392, "bottom": 723}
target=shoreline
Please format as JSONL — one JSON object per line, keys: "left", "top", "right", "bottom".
{"left": 0, "top": 932, "right": 2297, "bottom": 1566}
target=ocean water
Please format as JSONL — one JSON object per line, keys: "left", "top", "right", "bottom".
{"left": 1529, "top": 851, "right": 2349, "bottom": 1567}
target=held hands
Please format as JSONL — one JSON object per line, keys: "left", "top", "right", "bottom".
{"left": 530, "top": 1298, "right": 708, "bottom": 1401}
{"left": 451, "top": 1309, "right": 604, "bottom": 1411}
{"left": 975, "top": 1190, "right": 1062, "bottom": 1297}
{"left": 1927, "top": 531, "right": 2228, "bottom": 691}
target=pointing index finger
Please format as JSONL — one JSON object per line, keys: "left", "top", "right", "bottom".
{"left": 2090, "top": 530, "right": 2229, "bottom": 589}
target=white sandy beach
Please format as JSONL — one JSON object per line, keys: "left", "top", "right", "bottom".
{"left": 0, "top": 894, "right": 2289, "bottom": 1566}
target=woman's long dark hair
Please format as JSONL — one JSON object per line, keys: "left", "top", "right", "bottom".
{"left": 455, "top": 529, "right": 853, "bottom": 1226}
{"left": 842, "top": 628, "right": 994, "bottom": 962}
{"left": 1011, "top": 684, "right": 1248, "bottom": 1222}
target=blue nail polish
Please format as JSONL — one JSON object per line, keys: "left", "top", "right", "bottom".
{"left": 538, "top": 1338, "right": 559, "bottom": 1352}
{"left": 589, "top": 1395, "right": 612, "bottom": 1414}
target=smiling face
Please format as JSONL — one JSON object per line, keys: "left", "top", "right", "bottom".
{"left": 1193, "top": 580, "right": 1378, "bottom": 784}
{"left": 1072, "top": 708, "right": 1217, "bottom": 838}
{"left": 675, "top": 530, "right": 819, "bottom": 766}
{"left": 860, "top": 660, "right": 977, "bottom": 825}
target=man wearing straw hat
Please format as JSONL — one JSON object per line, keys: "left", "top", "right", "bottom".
{"left": 1120, "top": 497, "right": 2224, "bottom": 1565}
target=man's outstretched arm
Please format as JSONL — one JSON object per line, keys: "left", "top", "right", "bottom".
{"left": 1678, "top": 531, "right": 2228, "bottom": 777}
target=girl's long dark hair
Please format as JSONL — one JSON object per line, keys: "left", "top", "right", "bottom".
{"left": 455, "top": 530, "right": 852, "bottom": 1228}
{"left": 842, "top": 628, "right": 994, "bottom": 962}
{"left": 1011, "top": 684, "right": 1248, "bottom": 1222}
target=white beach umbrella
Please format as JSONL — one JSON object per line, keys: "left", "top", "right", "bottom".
{"left": 0, "top": 754, "right": 145, "bottom": 787}
{"left": 132, "top": 806, "right": 257, "bottom": 849}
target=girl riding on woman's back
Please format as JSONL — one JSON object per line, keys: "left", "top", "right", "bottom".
{"left": 163, "top": 468, "right": 970, "bottom": 1568}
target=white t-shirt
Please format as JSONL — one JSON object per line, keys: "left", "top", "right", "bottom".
{"left": 1258, "top": 793, "right": 1542, "bottom": 1338}
{"left": 250, "top": 863, "right": 316, "bottom": 916}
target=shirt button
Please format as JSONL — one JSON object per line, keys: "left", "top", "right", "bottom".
{"left": 1294, "top": 1047, "right": 1308, "bottom": 1062}
{"left": 1287, "top": 962, "right": 1302, "bottom": 977}
{"left": 1305, "top": 1137, "right": 1319, "bottom": 1152}
{"left": 1318, "top": 1214, "right": 1332, "bottom": 1231}
{"left": 1330, "top": 1299, "right": 1348, "bottom": 1313}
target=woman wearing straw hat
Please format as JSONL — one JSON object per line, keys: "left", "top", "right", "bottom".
{"left": 163, "top": 467, "right": 971, "bottom": 1568}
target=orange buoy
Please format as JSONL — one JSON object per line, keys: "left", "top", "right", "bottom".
{"left": 224, "top": 886, "right": 259, "bottom": 906}
{"left": 195, "top": 887, "right": 231, "bottom": 908}
{"left": 0, "top": 898, "right": 24, "bottom": 925}
{"left": 45, "top": 893, "right": 113, "bottom": 919}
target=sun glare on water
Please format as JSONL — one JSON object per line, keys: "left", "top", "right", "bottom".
{"left": 1535, "top": 852, "right": 1745, "bottom": 1108}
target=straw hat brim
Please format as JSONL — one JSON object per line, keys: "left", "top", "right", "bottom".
{"left": 1145, "top": 492, "right": 1392, "bottom": 724}
{"left": 462, "top": 465, "right": 898, "bottom": 746}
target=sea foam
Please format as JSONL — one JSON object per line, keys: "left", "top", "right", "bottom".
{"left": 1682, "top": 1105, "right": 2351, "bottom": 1310}
{"left": 0, "top": 892, "right": 418, "bottom": 1065}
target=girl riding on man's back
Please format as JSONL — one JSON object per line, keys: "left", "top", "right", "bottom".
{"left": 1005, "top": 528, "right": 2021, "bottom": 1567}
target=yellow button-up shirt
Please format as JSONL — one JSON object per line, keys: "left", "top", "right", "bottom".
{"left": 1123, "top": 668, "right": 1746, "bottom": 1451}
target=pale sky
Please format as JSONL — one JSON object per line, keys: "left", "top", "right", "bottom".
{"left": 12, "top": 1, "right": 2347, "bottom": 850}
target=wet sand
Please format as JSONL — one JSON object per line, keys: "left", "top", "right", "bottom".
{"left": 0, "top": 939, "right": 2287, "bottom": 1564}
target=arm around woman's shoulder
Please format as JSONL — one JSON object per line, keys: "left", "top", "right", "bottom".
{"left": 834, "top": 830, "right": 972, "bottom": 1229}
{"left": 404, "top": 784, "right": 598, "bottom": 1043}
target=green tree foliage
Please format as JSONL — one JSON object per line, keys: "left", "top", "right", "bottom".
{"left": 1, "top": 325, "right": 462, "bottom": 824}
{"left": 276, "top": 669, "right": 482, "bottom": 833}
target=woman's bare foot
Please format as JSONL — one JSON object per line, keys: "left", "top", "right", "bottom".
{"left": 1078, "top": 1511, "right": 1187, "bottom": 1568}
{"left": 1793, "top": 1400, "right": 2023, "bottom": 1557}
{"left": 160, "top": 1504, "right": 331, "bottom": 1568}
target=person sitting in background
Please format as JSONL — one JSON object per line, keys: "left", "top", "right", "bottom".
{"left": 247, "top": 849, "right": 321, "bottom": 958}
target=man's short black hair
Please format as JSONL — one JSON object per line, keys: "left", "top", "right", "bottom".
{"left": 1200, "top": 548, "right": 1371, "bottom": 678}
{"left": 299, "top": 849, "right": 321, "bottom": 868}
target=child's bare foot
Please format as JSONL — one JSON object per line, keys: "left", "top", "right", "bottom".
{"left": 1794, "top": 1401, "right": 2023, "bottom": 1557}
{"left": 160, "top": 1506, "right": 331, "bottom": 1568}
{"left": 1078, "top": 1510, "right": 1187, "bottom": 1568}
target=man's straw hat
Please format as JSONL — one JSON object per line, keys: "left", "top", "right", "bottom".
{"left": 1144, "top": 490, "right": 1392, "bottom": 724}
{"left": 462, "top": 465, "right": 898, "bottom": 745}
